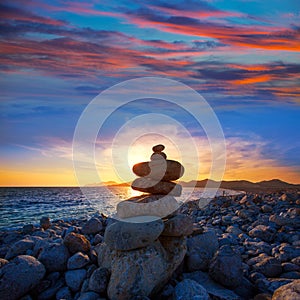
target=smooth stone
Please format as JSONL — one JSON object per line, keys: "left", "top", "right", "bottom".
{"left": 152, "top": 144, "right": 165, "bottom": 152}
{"left": 272, "top": 279, "right": 300, "bottom": 299}
{"left": 96, "top": 242, "right": 113, "bottom": 270}
{"left": 38, "top": 243, "right": 70, "bottom": 272}
{"left": 0, "top": 255, "right": 46, "bottom": 300}
{"left": 183, "top": 271, "right": 241, "bottom": 300}
{"left": 78, "top": 292, "right": 105, "bottom": 300}
{"left": 64, "top": 232, "right": 91, "bottom": 254}
{"left": 173, "top": 279, "right": 209, "bottom": 300}
{"left": 81, "top": 217, "right": 103, "bottom": 235}
{"left": 133, "top": 160, "right": 184, "bottom": 181}
{"left": 56, "top": 286, "right": 72, "bottom": 300}
{"left": 0, "top": 258, "right": 8, "bottom": 267}
{"left": 104, "top": 219, "right": 164, "bottom": 251}
{"left": 88, "top": 267, "right": 109, "bottom": 293}
{"left": 252, "top": 257, "right": 282, "bottom": 277}
{"left": 249, "top": 225, "right": 276, "bottom": 242}
{"left": 5, "top": 239, "right": 35, "bottom": 260}
{"left": 117, "top": 195, "right": 179, "bottom": 219}
{"left": 280, "top": 271, "right": 300, "bottom": 279}
{"left": 209, "top": 245, "right": 243, "bottom": 288}
{"left": 40, "top": 217, "right": 51, "bottom": 230}
{"left": 107, "top": 239, "right": 186, "bottom": 299}
{"left": 22, "top": 224, "right": 35, "bottom": 234}
{"left": 150, "top": 152, "right": 167, "bottom": 160}
{"left": 131, "top": 177, "right": 182, "bottom": 196}
{"left": 65, "top": 269, "right": 86, "bottom": 292}
{"left": 161, "top": 214, "right": 194, "bottom": 236}
{"left": 37, "top": 277, "right": 64, "bottom": 300}
{"left": 67, "top": 252, "right": 90, "bottom": 270}
{"left": 186, "top": 228, "right": 219, "bottom": 271}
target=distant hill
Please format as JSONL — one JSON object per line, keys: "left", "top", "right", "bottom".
{"left": 180, "top": 179, "right": 300, "bottom": 192}
{"left": 86, "top": 178, "right": 300, "bottom": 192}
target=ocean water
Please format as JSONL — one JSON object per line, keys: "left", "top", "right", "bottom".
{"left": 0, "top": 187, "right": 242, "bottom": 230}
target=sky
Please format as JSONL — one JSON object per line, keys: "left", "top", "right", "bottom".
{"left": 0, "top": 0, "right": 299, "bottom": 186}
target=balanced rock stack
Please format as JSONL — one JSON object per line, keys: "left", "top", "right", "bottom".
{"left": 101, "top": 144, "right": 193, "bottom": 299}
{"left": 117, "top": 144, "right": 184, "bottom": 219}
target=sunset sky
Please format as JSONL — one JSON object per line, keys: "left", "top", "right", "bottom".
{"left": 1, "top": 0, "right": 299, "bottom": 186}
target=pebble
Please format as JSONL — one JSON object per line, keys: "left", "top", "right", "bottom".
{"left": 38, "top": 243, "right": 70, "bottom": 272}
{"left": 209, "top": 244, "right": 243, "bottom": 288}
{"left": 63, "top": 232, "right": 91, "bottom": 254}
{"left": 40, "top": 217, "right": 51, "bottom": 230}
{"left": 173, "top": 279, "right": 209, "bottom": 300}
{"left": 81, "top": 217, "right": 103, "bottom": 235}
{"left": 67, "top": 252, "right": 90, "bottom": 270}
{"left": 88, "top": 267, "right": 109, "bottom": 293}
{"left": 65, "top": 269, "right": 87, "bottom": 292}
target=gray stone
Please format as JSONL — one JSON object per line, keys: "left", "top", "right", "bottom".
{"left": 174, "top": 279, "right": 209, "bottom": 300}
{"left": 280, "top": 271, "right": 300, "bottom": 279}
{"left": 65, "top": 269, "right": 86, "bottom": 292}
{"left": 37, "top": 278, "right": 64, "bottom": 300}
{"left": 133, "top": 159, "right": 184, "bottom": 181}
{"left": 152, "top": 144, "right": 165, "bottom": 152}
{"left": 272, "top": 279, "right": 300, "bottom": 299}
{"left": 88, "top": 267, "right": 109, "bottom": 293}
{"left": 161, "top": 214, "right": 193, "bottom": 237}
{"left": 0, "top": 258, "right": 8, "bottom": 267}
{"left": 82, "top": 217, "right": 103, "bottom": 235}
{"left": 38, "top": 243, "right": 70, "bottom": 272}
{"left": 209, "top": 245, "right": 243, "bottom": 288}
{"left": 183, "top": 271, "right": 241, "bottom": 300}
{"left": 67, "top": 252, "right": 90, "bottom": 270}
{"left": 40, "top": 217, "right": 51, "bottom": 230}
{"left": 5, "top": 239, "right": 35, "bottom": 260}
{"left": 107, "top": 239, "right": 186, "bottom": 299}
{"left": 249, "top": 225, "right": 276, "bottom": 242}
{"left": 253, "top": 257, "right": 282, "bottom": 277}
{"left": 64, "top": 232, "right": 91, "bottom": 254}
{"left": 96, "top": 242, "right": 113, "bottom": 270}
{"left": 131, "top": 177, "right": 182, "bottom": 196}
{"left": 22, "top": 224, "right": 35, "bottom": 234}
{"left": 78, "top": 292, "right": 103, "bottom": 300}
{"left": 282, "top": 262, "right": 300, "bottom": 272}
{"left": 0, "top": 255, "right": 46, "bottom": 300}
{"left": 104, "top": 218, "right": 164, "bottom": 251}
{"left": 186, "top": 228, "right": 219, "bottom": 271}
{"left": 56, "top": 286, "right": 72, "bottom": 300}
{"left": 117, "top": 195, "right": 179, "bottom": 219}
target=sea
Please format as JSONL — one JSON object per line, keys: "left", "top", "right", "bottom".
{"left": 0, "top": 187, "right": 242, "bottom": 230}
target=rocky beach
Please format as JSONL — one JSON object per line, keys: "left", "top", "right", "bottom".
{"left": 1, "top": 145, "right": 299, "bottom": 300}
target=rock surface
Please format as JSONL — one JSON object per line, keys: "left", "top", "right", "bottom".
{"left": 64, "top": 232, "right": 91, "bottom": 254}
{"left": 173, "top": 279, "right": 209, "bottom": 300}
{"left": 104, "top": 219, "right": 164, "bottom": 251}
{"left": 117, "top": 195, "right": 179, "bottom": 219}
{"left": 0, "top": 255, "right": 46, "bottom": 300}
{"left": 272, "top": 279, "right": 300, "bottom": 299}
{"left": 131, "top": 177, "right": 182, "bottom": 196}
{"left": 132, "top": 160, "right": 184, "bottom": 181}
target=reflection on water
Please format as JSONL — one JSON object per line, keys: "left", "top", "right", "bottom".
{"left": 0, "top": 186, "right": 241, "bottom": 230}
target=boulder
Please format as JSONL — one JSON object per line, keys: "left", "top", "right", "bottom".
{"left": 249, "top": 225, "right": 276, "bottom": 242}
{"left": 183, "top": 271, "right": 241, "bottom": 300}
{"left": 38, "top": 243, "right": 70, "bottom": 272}
{"left": 56, "top": 286, "right": 72, "bottom": 300}
{"left": 133, "top": 160, "right": 184, "bottom": 181}
{"left": 88, "top": 267, "right": 109, "bottom": 293}
{"left": 253, "top": 257, "right": 282, "bottom": 277}
{"left": 272, "top": 279, "right": 300, "bottom": 299}
{"left": 161, "top": 214, "right": 193, "bottom": 237}
{"left": 131, "top": 178, "right": 182, "bottom": 196}
{"left": 81, "top": 217, "right": 103, "bottom": 235}
{"left": 104, "top": 218, "right": 164, "bottom": 251}
{"left": 40, "top": 217, "right": 51, "bottom": 230}
{"left": 64, "top": 232, "right": 91, "bottom": 254}
{"left": 209, "top": 245, "right": 243, "bottom": 288}
{"left": 173, "top": 279, "right": 209, "bottom": 300}
{"left": 117, "top": 195, "right": 179, "bottom": 219}
{"left": 107, "top": 239, "right": 186, "bottom": 299}
{"left": 5, "top": 238, "right": 35, "bottom": 260}
{"left": 65, "top": 269, "right": 86, "bottom": 292}
{"left": 0, "top": 255, "right": 46, "bottom": 300}
{"left": 67, "top": 252, "right": 90, "bottom": 270}
{"left": 186, "top": 228, "right": 219, "bottom": 271}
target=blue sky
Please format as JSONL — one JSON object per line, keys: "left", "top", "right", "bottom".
{"left": 0, "top": 0, "right": 299, "bottom": 185}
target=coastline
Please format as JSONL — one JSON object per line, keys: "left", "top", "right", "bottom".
{"left": 0, "top": 190, "right": 299, "bottom": 299}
